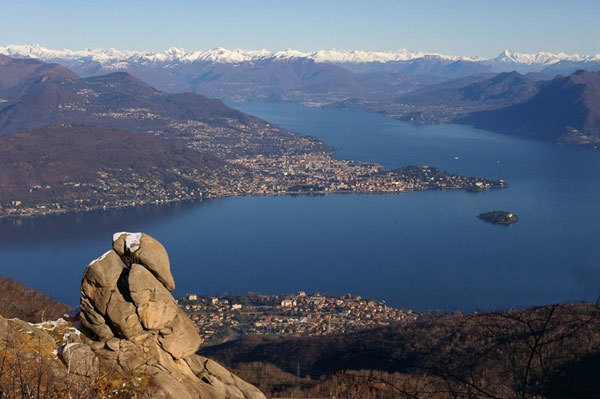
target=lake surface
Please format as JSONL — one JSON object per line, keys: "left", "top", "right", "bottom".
{"left": 1, "top": 103, "right": 600, "bottom": 312}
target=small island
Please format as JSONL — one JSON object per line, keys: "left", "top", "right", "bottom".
{"left": 477, "top": 210, "right": 518, "bottom": 225}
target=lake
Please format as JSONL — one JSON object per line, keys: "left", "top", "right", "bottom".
{"left": 1, "top": 103, "right": 599, "bottom": 312}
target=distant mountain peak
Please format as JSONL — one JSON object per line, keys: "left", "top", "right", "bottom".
{"left": 495, "top": 49, "right": 600, "bottom": 65}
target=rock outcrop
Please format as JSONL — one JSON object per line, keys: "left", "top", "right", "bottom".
{"left": 73, "top": 232, "right": 265, "bottom": 398}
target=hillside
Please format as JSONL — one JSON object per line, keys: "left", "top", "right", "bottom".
{"left": 2, "top": 232, "right": 599, "bottom": 398}
{"left": 0, "top": 274, "right": 70, "bottom": 322}
{"left": 0, "top": 54, "right": 77, "bottom": 92}
{"left": 337, "top": 69, "right": 600, "bottom": 149}
{"left": 2, "top": 268, "right": 599, "bottom": 398}
{"left": 0, "top": 62, "right": 332, "bottom": 159}
{"left": 384, "top": 71, "right": 541, "bottom": 123}
{"left": 461, "top": 70, "right": 600, "bottom": 145}
{"left": 0, "top": 124, "right": 248, "bottom": 215}
{"left": 201, "top": 303, "right": 600, "bottom": 398}
{"left": 3, "top": 45, "right": 600, "bottom": 105}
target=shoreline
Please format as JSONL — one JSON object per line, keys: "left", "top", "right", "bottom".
{"left": 0, "top": 174, "right": 507, "bottom": 220}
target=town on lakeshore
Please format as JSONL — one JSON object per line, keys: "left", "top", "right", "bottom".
{"left": 178, "top": 291, "right": 423, "bottom": 345}
{"left": 0, "top": 147, "right": 507, "bottom": 219}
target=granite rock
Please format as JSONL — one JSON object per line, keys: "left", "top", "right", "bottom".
{"left": 75, "top": 232, "right": 265, "bottom": 398}
{"left": 112, "top": 232, "right": 175, "bottom": 291}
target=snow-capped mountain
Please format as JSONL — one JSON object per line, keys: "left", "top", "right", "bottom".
{"left": 0, "top": 44, "right": 480, "bottom": 66}
{"left": 494, "top": 49, "right": 600, "bottom": 66}
{"left": 2, "top": 43, "right": 598, "bottom": 67}
{"left": 2, "top": 45, "right": 600, "bottom": 148}
{"left": 2, "top": 44, "right": 599, "bottom": 105}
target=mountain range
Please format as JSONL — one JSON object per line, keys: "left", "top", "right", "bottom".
{"left": 0, "top": 55, "right": 329, "bottom": 157}
{"left": 2, "top": 43, "right": 599, "bottom": 149}
{"left": 2, "top": 44, "right": 599, "bottom": 71}
{"left": 3, "top": 44, "right": 600, "bottom": 104}
{"left": 3, "top": 45, "right": 600, "bottom": 147}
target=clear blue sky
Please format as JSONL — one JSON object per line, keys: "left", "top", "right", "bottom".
{"left": 1, "top": 0, "right": 598, "bottom": 57}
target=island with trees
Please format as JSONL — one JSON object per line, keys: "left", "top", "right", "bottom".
{"left": 477, "top": 210, "right": 519, "bottom": 225}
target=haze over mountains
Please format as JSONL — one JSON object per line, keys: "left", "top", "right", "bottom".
{"left": 2, "top": 44, "right": 599, "bottom": 73}
{"left": 459, "top": 70, "right": 600, "bottom": 143}
{"left": 2, "top": 44, "right": 600, "bottom": 104}
{"left": 3, "top": 44, "right": 600, "bottom": 146}
{"left": 2, "top": 41, "right": 600, "bottom": 145}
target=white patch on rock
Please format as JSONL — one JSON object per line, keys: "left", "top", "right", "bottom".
{"left": 88, "top": 250, "right": 113, "bottom": 267}
{"left": 113, "top": 232, "right": 143, "bottom": 253}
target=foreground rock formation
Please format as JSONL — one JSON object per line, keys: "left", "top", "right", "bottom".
{"left": 74, "top": 231, "right": 266, "bottom": 398}
{"left": 0, "top": 233, "right": 265, "bottom": 399}
{"left": 0, "top": 232, "right": 264, "bottom": 398}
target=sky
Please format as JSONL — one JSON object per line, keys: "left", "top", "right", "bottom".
{"left": 1, "top": 0, "right": 599, "bottom": 58}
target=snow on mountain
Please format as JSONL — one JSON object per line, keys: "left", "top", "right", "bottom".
{"left": 495, "top": 49, "right": 600, "bottom": 65}
{"left": 311, "top": 49, "right": 481, "bottom": 63}
{"left": 271, "top": 49, "right": 312, "bottom": 60}
{"left": 174, "top": 47, "right": 272, "bottom": 63}
{"left": 0, "top": 44, "right": 152, "bottom": 67}
{"left": 1, "top": 44, "right": 598, "bottom": 68}
{"left": 0, "top": 44, "right": 277, "bottom": 66}
{"left": 0, "top": 44, "right": 481, "bottom": 66}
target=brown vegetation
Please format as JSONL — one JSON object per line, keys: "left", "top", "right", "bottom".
{"left": 0, "top": 54, "right": 77, "bottom": 92}
{"left": 2, "top": 274, "right": 599, "bottom": 398}
{"left": 0, "top": 316, "right": 152, "bottom": 399}
{"left": 0, "top": 274, "right": 70, "bottom": 322}
{"left": 202, "top": 303, "right": 600, "bottom": 398}
{"left": 0, "top": 125, "right": 235, "bottom": 205}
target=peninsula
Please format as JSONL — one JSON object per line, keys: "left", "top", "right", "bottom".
{"left": 0, "top": 125, "right": 507, "bottom": 219}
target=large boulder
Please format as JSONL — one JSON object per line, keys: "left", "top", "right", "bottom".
{"left": 76, "top": 232, "right": 265, "bottom": 399}
{"left": 80, "top": 250, "right": 126, "bottom": 314}
{"left": 112, "top": 232, "right": 175, "bottom": 291}
{"left": 128, "top": 263, "right": 179, "bottom": 330}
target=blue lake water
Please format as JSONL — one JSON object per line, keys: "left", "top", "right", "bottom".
{"left": 1, "top": 103, "right": 600, "bottom": 312}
